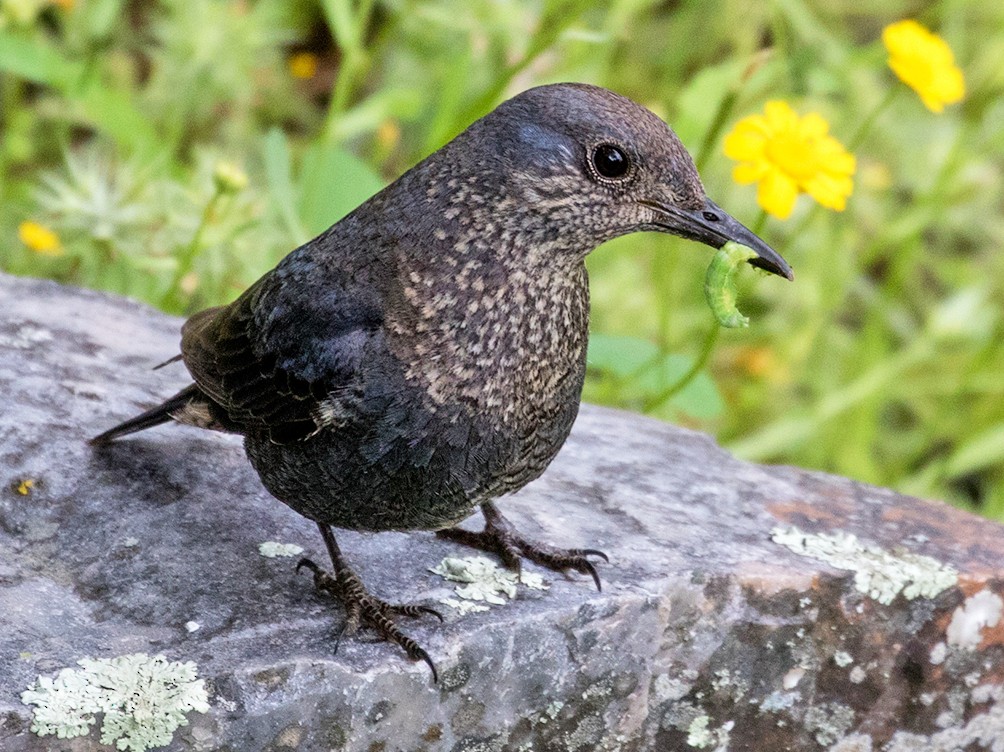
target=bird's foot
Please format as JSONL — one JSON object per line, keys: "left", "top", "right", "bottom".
{"left": 296, "top": 557, "right": 442, "bottom": 682}
{"left": 436, "top": 502, "right": 609, "bottom": 591}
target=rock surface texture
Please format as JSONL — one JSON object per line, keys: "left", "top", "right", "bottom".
{"left": 1, "top": 272, "right": 1003, "bottom": 752}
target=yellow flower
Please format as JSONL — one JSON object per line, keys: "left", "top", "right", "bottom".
{"left": 724, "top": 101, "right": 856, "bottom": 220}
{"left": 376, "top": 120, "right": 401, "bottom": 151}
{"left": 732, "top": 345, "right": 789, "bottom": 384}
{"left": 288, "top": 52, "right": 318, "bottom": 80}
{"left": 18, "top": 221, "right": 62, "bottom": 256}
{"left": 882, "top": 20, "right": 964, "bottom": 113}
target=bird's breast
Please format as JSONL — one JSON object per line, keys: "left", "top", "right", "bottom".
{"left": 386, "top": 262, "right": 590, "bottom": 430}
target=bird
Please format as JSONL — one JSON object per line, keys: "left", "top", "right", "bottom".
{"left": 90, "top": 83, "right": 792, "bottom": 681}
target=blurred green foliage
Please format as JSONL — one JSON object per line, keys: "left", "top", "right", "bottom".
{"left": 2, "top": 0, "right": 1003, "bottom": 519}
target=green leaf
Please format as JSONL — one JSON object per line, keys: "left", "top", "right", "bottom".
{"left": 673, "top": 58, "right": 743, "bottom": 148}
{"left": 297, "top": 142, "right": 384, "bottom": 236}
{"left": 587, "top": 334, "right": 723, "bottom": 420}
{"left": 661, "top": 359, "right": 723, "bottom": 420}
{"left": 0, "top": 31, "right": 74, "bottom": 85}
{"left": 0, "top": 31, "right": 156, "bottom": 157}
{"left": 262, "top": 128, "right": 307, "bottom": 245}
{"left": 586, "top": 333, "right": 660, "bottom": 379}
{"left": 83, "top": 0, "right": 126, "bottom": 41}
{"left": 325, "top": 87, "right": 424, "bottom": 143}
{"left": 946, "top": 424, "right": 1004, "bottom": 478}
{"left": 73, "top": 80, "right": 159, "bottom": 158}
{"left": 629, "top": 353, "right": 723, "bottom": 420}
{"left": 319, "top": 0, "right": 359, "bottom": 52}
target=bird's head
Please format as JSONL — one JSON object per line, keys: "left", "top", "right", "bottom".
{"left": 470, "top": 83, "right": 792, "bottom": 280}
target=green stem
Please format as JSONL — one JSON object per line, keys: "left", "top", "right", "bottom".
{"left": 644, "top": 323, "right": 721, "bottom": 413}
{"left": 847, "top": 86, "right": 900, "bottom": 150}
{"left": 458, "top": 0, "right": 581, "bottom": 128}
{"left": 161, "top": 190, "right": 222, "bottom": 311}
{"left": 322, "top": 0, "right": 376, "bottom": 141}
{"left": 694, "top": 90, "right": 738, "bottom": 173}
{"left": 0, "top": 74, "right": 15, "bottom": 200}
{"left": 695, "top": 46, "right": 773, "bottom": 173}
{"left": 728, "top": 337, "right": 933, "bottom": 461}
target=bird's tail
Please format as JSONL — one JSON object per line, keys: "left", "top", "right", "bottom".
{"left": 89, "top": 384, "right": 202, "bottom": 445}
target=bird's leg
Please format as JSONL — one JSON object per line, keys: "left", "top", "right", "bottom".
{"left": 297, "top": 522, "right": 442, "bottom": 682}
{"left": 437, "top": 501, "right": 609, "bottom": 591}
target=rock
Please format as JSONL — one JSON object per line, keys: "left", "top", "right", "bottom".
{"left": 0, "top": 271, "right": 1002, "bottom": 752}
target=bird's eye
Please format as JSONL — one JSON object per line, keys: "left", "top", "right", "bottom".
{"left": 591, "top": 143, "right": 631, "bottom": 180}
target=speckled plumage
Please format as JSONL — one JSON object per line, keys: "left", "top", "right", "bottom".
{"left": 91, "top": 83, "right": 792, "bottom": 674}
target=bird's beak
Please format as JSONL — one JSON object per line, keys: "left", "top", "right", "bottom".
{"left": 642, "top": 198, "right": 794, "bottom": 280}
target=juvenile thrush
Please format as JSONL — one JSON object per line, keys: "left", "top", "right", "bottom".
{"left": 91, "top": 83, "right": 792, "bottom": 680}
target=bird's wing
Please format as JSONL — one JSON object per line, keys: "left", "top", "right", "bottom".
{"left": 181, "top": 256, "right": 385, "bottom": 444}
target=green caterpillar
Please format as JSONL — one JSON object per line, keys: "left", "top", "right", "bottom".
{"left": 704, "top": 241, "right": 758, "bottom": 328}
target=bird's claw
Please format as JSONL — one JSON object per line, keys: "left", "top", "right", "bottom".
{"left": 296, "top": 557, "right": 440, "bottom": 682}
{"left": 437, "top": 504, "right": 609, "bottom": 591}
{"left": 518, "top": 543, "right": 609, "bottom": 592}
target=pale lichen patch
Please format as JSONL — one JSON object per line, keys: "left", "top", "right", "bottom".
{"left": 833, "top": 651, "right": 854, "bottom": 667}
{"left": 21, "top": 653, "right": 209, "bottom": 752}
{"left": 430, "top": 556, "right": 547, "bottom": 611}
{"left": 770, "top": 527, "right": 957, "bottom": 605}
{"left": 946, "top": 589, "right": 1003, "bottom": 650}
{"left": 884, "top": 685, "right": 1004, "bottom": 751}
{"left": 830, "top": 733, "right": 874, "bottom": 752}
{"left": 544, "top": 700, "right": 563, "bottom": 719}
{"left": 438, "top": 597, "right": 489, "bottom": 615}
{"left": 760, "top": 691, "right": 799, "bottom": 713}
{"left": 686, "top": 716, "right": 714, "bottom": 748}
{"left": 653, "top": 673, "right": 691, "bottom": 702}
{"left": 804, "top": 703, "right": 855, "bottom": 746}
{"left": 257, "top": 541, "right": 304, "bottom": 558}
{"left": 686, "top": 715, "right": 732, "bottom": 750}
{"left": 930, "top": 642, "right": 947, "bottom": 665}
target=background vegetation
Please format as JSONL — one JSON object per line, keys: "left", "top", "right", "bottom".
{"left": 2, "top": 0, "right": 1003, "bottom": 520}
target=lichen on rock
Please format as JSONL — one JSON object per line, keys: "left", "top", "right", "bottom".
{"left": 258, "top": 541, "right": 304, "bottom": 558}
{"left": 771, "top": 526, "right": 957, "bottom": 604}
{"left": 430, "top": 555, "right": 547, "bottom": 610}
{"left": 21, "top": 653, "right": 210, "bottom": 751}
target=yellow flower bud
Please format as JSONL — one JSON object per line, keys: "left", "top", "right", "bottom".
{"left": 213, "top": 162, "right": 248, "bottom": 195}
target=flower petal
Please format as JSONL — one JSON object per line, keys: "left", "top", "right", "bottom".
{"left": 804, "top": 172, "right": 853, "bottom": 211}
{"left": 883, "top": 19, "right": 965, "bottom": 113}
{"left": 764, "top": 101, "right": 797, "bottom": 133}
{"left": 815, "top": 137, "right": 857, "bottom": 175}
{"left": 758, "top": 169, "right": 798, "bottom": 220}
{"left": 798, "top": 112, "right": 830, "bottom": 140}
{"left": 723, "top": 122, "right": 767, "bottom": 160}
{"left": 733, "top": 162, "right": 767, "bottom": 184}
